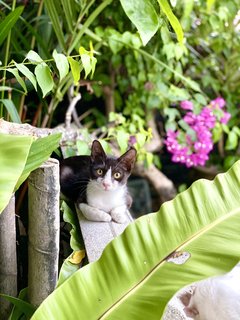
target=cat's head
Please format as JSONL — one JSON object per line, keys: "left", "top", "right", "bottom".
{"left": 90, "top": 140, "right": 137, "bottom": 191}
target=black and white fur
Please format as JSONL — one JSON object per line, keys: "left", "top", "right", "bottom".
{"left": 60, "top": 140, "right": 136, "bottom": 223}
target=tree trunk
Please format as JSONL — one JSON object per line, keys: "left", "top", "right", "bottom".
{"left": 28, "top": 159, "right": 60, "bottom": 307}
{"left": 0, "top": 195, "right": 17, "bottom": 319}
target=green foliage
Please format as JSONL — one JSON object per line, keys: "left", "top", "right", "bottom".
{"left": 0, "top": 292, "right": 36, "bottom": 320}
{"left": 0, "top": 6, "right": 24, "bottom": 46}
{"left": 31, "top": 161, "right": 240, "bottom": 319}
{"left": 57, "top": 201, "right": 85, "bottom": 287}
{"left": 0, "top": 133, "right": 61, "bottom": 214}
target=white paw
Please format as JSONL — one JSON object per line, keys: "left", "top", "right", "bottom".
{"left": 79, "top": 203, "right": 112, "bottom": 222}
{"left": 111, "top": 207, "right": 127, "bottom": 224}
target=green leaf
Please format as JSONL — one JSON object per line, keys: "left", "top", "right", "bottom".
{"left": 119, "top": 0, "right": 159, "bottom": 46}
{"left": 194, "top": 93, "right": 207, "bottom": 105}
{"left": 117, "top": 130, "right": 129, "bottom": 153}
{"left": 53, "top": 50, "right": 69, "bottom": 82}
{"left": 67, "top": 57, "right": 81, "bottom": 84}
{"left": 157, "top": 0, "right": 184, "bottom": 43}
{"left": 79, "top": 47, "right": 92, "bottom": 79}
{"left": 0, "top": 6, "right": 24, "bottom": 46}
{"left": 44, "top": 0, "right": 66, "bottom": 51}
{"left": 7, "top": 68, "right": 27, "bottom": 93}
{"left": 225, "top": 131, "right": 238, "bottom": 151}
{"left": 31, "top": 161, "right": 240, "bottom": 319}
{"left": 9, "top": 288, "right": 31, "bottom": 320}
{"left": 26, "top": 50, "right": 43, "bottom": 64}
{"left": 35, "top": 63, "right": 54, "bottom": 97}
{"left": 60, "top": 0, "right": 75, "bottom": 32}
{"left": 0, "top": 134, "right": 33, "bottom": 214}
{"left": 15, "top": 62, "right": 37, "bottom": 91}
{"left": 0, "top": 99, "right": 21, "bottom": 123}
{"left": 15, "top": 133, "right": 61, "bottom": 190}
{"left": 76, "top": 140, "right": 90, "bottom": 155}
{"left": 212, "top": 122, "right": 222, "bottom": 143}
{"left": 0, "top": 293, "right": 36, "bottom": 318}
{"left": 57, "top": 201, "right": 85, "bottom": 287}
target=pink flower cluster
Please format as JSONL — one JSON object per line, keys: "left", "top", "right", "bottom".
{"left": 165, "top": 97, "right": 231, "bottom": 167}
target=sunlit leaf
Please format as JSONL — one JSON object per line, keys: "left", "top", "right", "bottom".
{"left": 225, "top": 131, "right": 238, "bottom": 151}
{"left": 157, "top": 0, "right": 184, "bottom": 43}
{"left": 117, "top": 130, "right": 129, "bottom": 153}
{"left": 67, "top": 57, "right": 81, "bottom": 84}
{"left": 26, "top": 50, "right": 43, "bottom": 64}
{"left": 119, "top": 0, "right": 159, "bottom": 46}
{"left": 53, "top": 50, "right": 69, "bottom": 82}
{"left": 32, "top": 161, "right": 240, "bottom": 319}
{"left": 34, "top": 63, "right": 54, "bottom": 97}
{"left": 0, "top": 134, "right": 33, "bottom": 214}
{"left": 79, "top": 47, "right": 92, "bottom": 79}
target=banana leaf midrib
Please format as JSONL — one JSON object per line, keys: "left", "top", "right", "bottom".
{"left": 99, "top": 206, "right": 240, "bottom": 319}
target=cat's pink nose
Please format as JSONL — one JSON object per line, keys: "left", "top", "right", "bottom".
{"left": 102, "top": 181, "right": 111, "bottom": 190}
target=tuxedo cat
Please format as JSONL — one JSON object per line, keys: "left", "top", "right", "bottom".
{"left": 60, "top": 140, "right": 137, "bottom": 223}
{"left": 179, "top": 262, "right": 240, "bottom": 319}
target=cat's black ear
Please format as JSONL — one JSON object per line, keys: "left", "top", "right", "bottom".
{"left": 118, "top": 147, "right": 137, "bottom": 172}
{"left": 91, "top": 140, "right": 106, "bottom": 161}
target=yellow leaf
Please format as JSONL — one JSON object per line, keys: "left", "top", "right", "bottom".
{"left": 68, "top": 250, "right": 85, "bottom": 265}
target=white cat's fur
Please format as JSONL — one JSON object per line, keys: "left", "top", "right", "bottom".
{"left": 180, "top": 262, "right": 240, "bottom": 320}
{"left": 79, "top": 168, "right": 128, "bottom": 223}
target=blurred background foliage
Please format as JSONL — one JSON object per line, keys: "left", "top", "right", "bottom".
{"left": 0, "top": 0, "right": 240, "bottom": 184}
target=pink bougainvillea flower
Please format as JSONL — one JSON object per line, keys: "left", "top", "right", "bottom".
{"left": 220, "top": 112, "right": 231, "bottom": 124}
{"left": 180, "top": 100, "right": 194, "bottom": 110}
{"left": 165, "top": 97, "right": 230, "bottom": 168}
{"left": 211, "top": 97, "right": 226, "bottom": 109}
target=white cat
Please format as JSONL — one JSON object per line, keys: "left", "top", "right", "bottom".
{"left": 179, "top": 262, "right": 240, "bottom": 320}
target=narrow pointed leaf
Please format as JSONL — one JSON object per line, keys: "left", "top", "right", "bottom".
{"left": 157, "top": 0, "right": 184, "bottom": 43}
{"left": 119, "top": 0, "right": 159, "bottom": 46}
{"left": 44, "top": 0, "right": 66, "bottom": 51}
{"left": 53, "top": 50, "right": 69, "bottom": 82}
{"left": 7, "top": 68, "right": 27, "bottom": 93}
{"left": 34, "top": 63, "right": 54, "bottom": 97}
{"left": 15, "top": 62, "right": 37, "bottom": 91}
{"left": 0, "top": 6, "right": 24, "bottom": 46}
{"left": 0, "top": 134, "right": 33, "bottom": 214}
{"left": 0, "top": 294, "right": 36, "bottom": 318}
{"left": 0, "top": 99, "right": 21, "bottom": 123}
{"left": 32, "top": 161, "right": 240, "bottom": 319}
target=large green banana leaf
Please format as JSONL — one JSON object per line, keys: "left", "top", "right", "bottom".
{"left": 0, "top": 133, "right": 61, "bottom": 214}
{"left": 32, "top": 161, "right": 240, "bottom": 319}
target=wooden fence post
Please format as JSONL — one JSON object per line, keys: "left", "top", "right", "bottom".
{"left": 28, "top": 158, "right": 60, "bottom": 307}
{"left": 0, "top": 195, "right": 17, "bottom": 319}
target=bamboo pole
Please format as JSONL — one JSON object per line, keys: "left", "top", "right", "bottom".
{"left": 0, "top": 195, "right": 17, "bottom": 319}
{"left": 28, "top": 158, "right": 60, "bottom": 307}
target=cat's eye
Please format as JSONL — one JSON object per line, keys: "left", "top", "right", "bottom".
{"left": 96, "top": 168, "right": 103, "bottom": 175}
{"left": 114, "top": 172, "right": 121, "bottom": 179}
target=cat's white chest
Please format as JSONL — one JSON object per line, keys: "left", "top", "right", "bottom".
{"left": 86, "top": 181, "right": 127, "bottom": 212}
